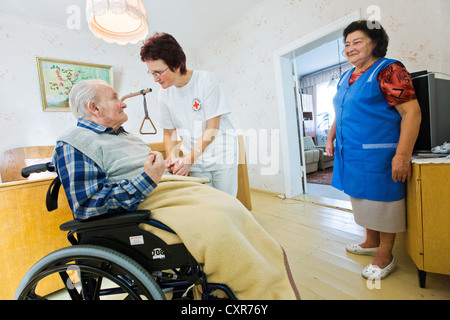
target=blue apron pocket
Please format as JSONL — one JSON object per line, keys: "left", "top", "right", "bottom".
{"left": 362, "top": 143, "right": 397, "bottom": 173}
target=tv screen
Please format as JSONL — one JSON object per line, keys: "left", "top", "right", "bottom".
{"left": 411, "top": 71, "right": 450, "bottom": 153}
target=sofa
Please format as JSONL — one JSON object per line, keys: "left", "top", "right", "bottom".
{"left": 0, "top": 137, "right": 251, "bottom": 299}
{"left": 303, "top": 136, "right": 334, "bottom": 173}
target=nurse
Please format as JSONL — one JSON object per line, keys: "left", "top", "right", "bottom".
{"left": 140, "top": 33, "right": 238, "bottom": 196}
{"left": 326, "top": 20, "right": 421, "bottom": 280}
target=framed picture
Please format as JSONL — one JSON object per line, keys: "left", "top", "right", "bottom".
{"left": 36, "top": 57, "right": 113, "bottom": 111}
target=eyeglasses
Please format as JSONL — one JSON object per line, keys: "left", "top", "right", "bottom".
{"left": 147, "top": 66, "right": 169, "bottom": 78}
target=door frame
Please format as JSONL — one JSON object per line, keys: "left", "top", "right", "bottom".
{"left": 273, "top": 10, "right": 360, "bottom": 198}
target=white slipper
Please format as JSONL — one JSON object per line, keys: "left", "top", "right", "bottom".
{"left": 361, "top": 258, "right": 396, "bottom": 280}
{"left": 345, "top": 244, "right": 379, "bottom": 256}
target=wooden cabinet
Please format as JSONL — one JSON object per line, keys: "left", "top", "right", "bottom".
{"left": 0, "top": 179, "right": 73, "bottom": 299}
{"left": 404, "top": 160, "right": 450, "bottom": 287}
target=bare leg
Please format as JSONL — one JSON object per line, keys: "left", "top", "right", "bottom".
{"left": 372, "top": 232, "right": 396, "bottom": 268}
{"left": 359, "top": 228, "right": 380, "bottom": 248}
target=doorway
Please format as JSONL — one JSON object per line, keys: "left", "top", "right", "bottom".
{"left": 294, "top": 38, "right": 352, "bottom": 201}
{"left": 273, "top": 11, "right": 359, "bottom": 199}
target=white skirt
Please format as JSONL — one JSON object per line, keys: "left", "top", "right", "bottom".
{"left": 350, "top": 196, "right": 406, "bottom": 233}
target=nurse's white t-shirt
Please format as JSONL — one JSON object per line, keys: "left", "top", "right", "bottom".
{"left": 158, "top": 70, "right": 237, "bottom": 172}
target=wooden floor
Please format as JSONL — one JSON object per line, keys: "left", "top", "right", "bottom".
{"left": 250, "top": 190, "right": 450, "bottom": 300}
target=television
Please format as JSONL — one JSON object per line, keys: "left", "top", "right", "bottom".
{"left": 411, "top": 71, "right": 450, "bottom": 153}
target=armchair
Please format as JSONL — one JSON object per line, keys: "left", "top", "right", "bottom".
{"left": 303, "top": 136, "right": 334, "bottom": 172}
{"left": 302, "top": 136, "right": 320, "bottom": 173}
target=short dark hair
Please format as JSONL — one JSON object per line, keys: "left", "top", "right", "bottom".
{"left": 140, "top": 32, "right": 187, "bottom": 75}
{"left": 343, "top": 20, "right": 389, "bottom": 58}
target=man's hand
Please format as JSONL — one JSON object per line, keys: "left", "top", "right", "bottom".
{"left": 144, "top": 151, "right": 166, "bottom": 183}
{"left": 164, "top": 156, "right": 175, "bottom": 173}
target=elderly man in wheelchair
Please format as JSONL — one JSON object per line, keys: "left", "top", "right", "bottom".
{"left": 14, "top": 80, "right": 300, "bottom": 300}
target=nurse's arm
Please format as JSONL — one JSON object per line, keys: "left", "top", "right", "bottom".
{"left": 172, "top": 116, "right": 221, "bottom": 176}
{"left": 188, "top": 115, "right": 221, "bottom": 164}
{"left": 163, "top": 128, "right": 178, "bottom": 169}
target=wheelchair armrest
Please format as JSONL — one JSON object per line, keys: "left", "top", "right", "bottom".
{"left": 60, "top": 210, "right": 151, "bottom": 231}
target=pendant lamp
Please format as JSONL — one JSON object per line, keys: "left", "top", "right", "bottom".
{"left": 86, "top": 0, "right": 148, "bottom": 45}
{"left": 328, "top": 39, "right": 343, "bottom": 87}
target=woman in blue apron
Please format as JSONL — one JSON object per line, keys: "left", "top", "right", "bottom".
{"left": 326, "top": 21, "right": 421, "bottom": 280}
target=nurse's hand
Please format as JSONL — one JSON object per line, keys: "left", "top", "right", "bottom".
{"left": 164, "top": 157, "right": 175, "bottom": 173}
{"left": 172, "top": 157, "right": 192, "bottom": 176}
{"left": 391, "top": 154, "right": 411, "bottom": 182}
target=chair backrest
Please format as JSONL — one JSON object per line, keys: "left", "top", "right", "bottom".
{"left": 148, "top": 141, "right": 166, "bottom": 158}
{"left": 303, "top": 136, "right": 317, "bottom": 150}
{"left": 0, "top": 146, "right": 55, "bottom": 183}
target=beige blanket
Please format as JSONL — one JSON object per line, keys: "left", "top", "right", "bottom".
{"left": 138, "top": 175, "right": 300, "bottom": 300}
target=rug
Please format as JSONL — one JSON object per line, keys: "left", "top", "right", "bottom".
{"left": 307, "top": 167, "right": 333, "bottom": 185}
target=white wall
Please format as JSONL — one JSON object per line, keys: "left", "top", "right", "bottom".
{"left": 195, "top": 0, "right": 450, "bottom": 193}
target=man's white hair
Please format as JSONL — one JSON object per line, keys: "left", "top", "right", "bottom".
{"left": 68, "top": 79, "right": 109, "bottom": 119}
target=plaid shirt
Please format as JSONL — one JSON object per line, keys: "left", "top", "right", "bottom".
{"left": 53, "top": 119, "right": 157, "bottom": 220}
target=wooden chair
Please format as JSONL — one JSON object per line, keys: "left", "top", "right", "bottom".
{"left": 0, "top": 146, "right": 56, "bottom": 183}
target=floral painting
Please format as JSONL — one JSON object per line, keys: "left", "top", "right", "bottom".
{"left": 36, "top": 57, "right": 113, "bottom": 111}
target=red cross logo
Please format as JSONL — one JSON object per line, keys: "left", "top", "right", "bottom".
{"left": 192, "top": 98, "right": 201, "bottom": 111}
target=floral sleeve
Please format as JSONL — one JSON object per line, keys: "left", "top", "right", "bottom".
{"left": 377, "top": 61, "right": 417, "bottom": 106}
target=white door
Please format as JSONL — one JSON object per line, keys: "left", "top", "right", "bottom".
{"left": 276, "top": 56, "right": 304, "bottom": 197}
{"left": 292, "top": 59, "right": 308, "bottom": 193}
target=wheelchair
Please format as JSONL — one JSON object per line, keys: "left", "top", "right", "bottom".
{"left": 14, "top": 163, "right": 236, "bottom": 300}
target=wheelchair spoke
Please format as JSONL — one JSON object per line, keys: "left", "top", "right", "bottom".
{"left": 78, "top": 264, "right": 142, "bottom": 300}
{"left": 80, "top": 261, "right": 109, "bottom": 299}
{"left": 92, "top": 274, "right": 104, "bottom": 299}
{"left": 80, "top": 274, "right": 99, "bottom": 300}
{"left": 23, "top": 290, "right": 48, "bottom": 300}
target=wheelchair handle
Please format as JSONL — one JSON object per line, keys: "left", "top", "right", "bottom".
{"left": 21, "top": 162, "right": 55, "bottom": 178}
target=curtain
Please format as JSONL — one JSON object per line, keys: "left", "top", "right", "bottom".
{"left": 300, "top": 63, "right": 352, "bottom": 141}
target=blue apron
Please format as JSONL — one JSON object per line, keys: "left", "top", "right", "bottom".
{"left": 331, "top": 57, "right": 405, "bottom": 201}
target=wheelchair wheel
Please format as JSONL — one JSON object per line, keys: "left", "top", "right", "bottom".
{"left": 15, "top": 245, "right": 165, "bottom": 300}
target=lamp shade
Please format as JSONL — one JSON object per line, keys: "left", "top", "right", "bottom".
{"left": 327, "top": 77, "right": 337, "bottom": 87}
{"left": 86, "top": 0, "right": 148, "bottom": 45}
